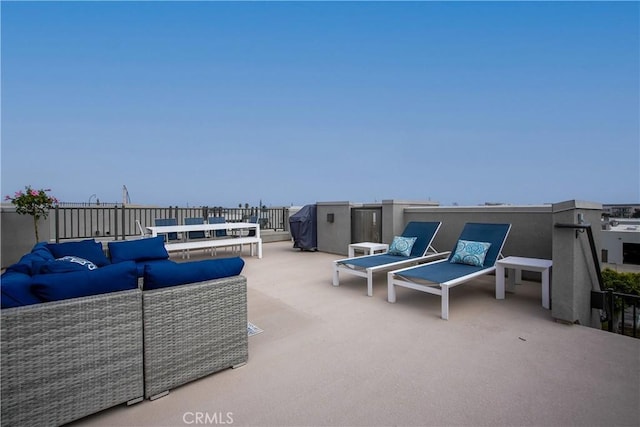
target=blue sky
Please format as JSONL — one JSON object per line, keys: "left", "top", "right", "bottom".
{"left": 2, "top": 1, "right": 638, "bottom": 207}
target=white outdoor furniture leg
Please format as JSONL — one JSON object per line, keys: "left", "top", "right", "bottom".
{"left": 496, "top": 263, "right": 506, "bottom": 300}
{"left": 387, "top": 272, "right": 397, "bottom": 303}
{"left": 367, "top": 270, "right": 374, "bottom": 297}
{"left": 333, "top": 264, "right": 340, "bottom": 287}
{"left": 507, "top": 267, "right": 517, "bottom": 293}
{"left": 441, "top": 285, "right": 449, "bottom": 320}
{"left": 542, "top": 268, "right": 550, "bottom": 309}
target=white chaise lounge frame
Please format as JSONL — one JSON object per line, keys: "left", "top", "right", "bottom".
{"left": 332, "top": 222, "right": 449, "bottom": 297}
{"left": 387, "top": 223, "right": 511, "bottom": 320}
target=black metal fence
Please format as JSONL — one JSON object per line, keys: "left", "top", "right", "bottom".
{"left": 602, "top": 290, "right": 640, "bottom": 338}
{"left": 555, "top": 222, "right": 639, "bottom": 339}
{"left": 53, "top": 205, "right": 290, "bottom": 241}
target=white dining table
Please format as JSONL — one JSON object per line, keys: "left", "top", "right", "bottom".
{"left": 146, "top": 222, "right": 262, "bottom": 258}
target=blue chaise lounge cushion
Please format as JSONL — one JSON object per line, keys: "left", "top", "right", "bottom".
{"left": 108, "top": 236, "right": 169, "bottom": 264}
{"left": 47, "top": 239, "right": 110, "bottom": 267}
{"left": 31, "top": 260, "right": 138, "bottom": 302}
{"left": 144, "top": 257, "right": 245, "bottom": 290}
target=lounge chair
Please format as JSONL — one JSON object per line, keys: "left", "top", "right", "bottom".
{"left": 333, "top": 221, "right": 448, "bottom": 297}
{"left": 387, "top": 222, "right": 511, "bottom": 320}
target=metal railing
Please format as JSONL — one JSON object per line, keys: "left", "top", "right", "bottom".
{"left": 602, "top": 290, "right": 639, "bottom": 338}
{"left": 555, "top": 222, "right": 639, "bottom": 339}
{"left": 53, "top": 205, "right": 290, "bottom": 241}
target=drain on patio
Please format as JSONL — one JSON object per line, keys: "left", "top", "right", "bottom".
{"left": 248, "top": 322, "right": 263, "bottom": 337}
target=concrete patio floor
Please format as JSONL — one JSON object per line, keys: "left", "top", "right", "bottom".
{"left": 73, "top": 241, "right": 639, "bottom": 427}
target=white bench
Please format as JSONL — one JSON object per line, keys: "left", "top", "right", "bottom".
{"left": 165, "top": 236, "right": 262, "bottom": 259}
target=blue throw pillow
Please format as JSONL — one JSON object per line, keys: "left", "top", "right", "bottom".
{"left": 108, "top": 236, "right": 169, "bottom": 264}
{"left": 6, "top": 253, "right": 46, "bottom": 276}
{"left": 5, "top": 242, "right": 55, "bottom": 277}
{"left": 40, "top": 256, "right": 98, "bottom": 274}
{"left": 388, "top": 236, "right": 417, "bottom": 257}
{"left": 450, "top": 240, "right": 492, "bottom": 267}
{"left": 47, "top": 239, "right": 110, "bottom": 267}
{"left": 1, "top": 271, "right": 42, "bottom": 308}
{"left": 31, "top": 242, "right": 55, "bottom": 262}
{"left": 31, "top": 261, "right": 138, "bottom": 302}
{"left": 5, "top": 256, "right": 32, "bottom": 275}
{"left": 144, "top": 257, "right": 245, "bottom": 290}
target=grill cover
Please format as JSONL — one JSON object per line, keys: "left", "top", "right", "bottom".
{"left": 289, "top": 204, "right": 317, "bottom": 251}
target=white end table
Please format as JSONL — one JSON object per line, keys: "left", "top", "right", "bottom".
{"left": 495, "top": 256, "right": 553, "bottom": 309}
{"left": 348, "top": 242, "right": 389, "bottom": 258}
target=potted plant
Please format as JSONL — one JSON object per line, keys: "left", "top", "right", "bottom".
{"left": 5, "top": 186, "right": 58, "bottom": 243}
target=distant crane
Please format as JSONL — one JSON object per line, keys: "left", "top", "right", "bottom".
{"left": 122, "top": 185, "right": 131, "bottom": 205}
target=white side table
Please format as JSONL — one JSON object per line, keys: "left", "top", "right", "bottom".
{"left": 495, "top": 256, "right": 553, "bottom": 309}
{"left": 348, "top": 242, "right": 389, "bottom": 258}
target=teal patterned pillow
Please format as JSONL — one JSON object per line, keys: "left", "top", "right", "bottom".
{"left": 388, "top": 236, "right": 417, "bottom": 257}
{"left": 450, "top": 240, "right": 492, "bottom": 267}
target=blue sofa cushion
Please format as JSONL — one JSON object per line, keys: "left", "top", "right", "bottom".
{"left": 1, "top": 271, "right": 42, "bottom": 308}
{"left": 108, "top": 236, "right": 169, "bottom": 264}
{"left": 47, "top": 239, "right": 110, "bottom": 267}
{"left": 6, "top": 253, "right": 46, "bottom": 276}
{"left": 31, "top": 261, "right": 138, "bottom": 302}
{"left": 40, "top": 256, "right": 98, "bottom": 274}
{"left": 135, "top": 259, "right": 176, "bottom": 278}
{"left": 144, "top": 257, "right": 245, "bottom": 290}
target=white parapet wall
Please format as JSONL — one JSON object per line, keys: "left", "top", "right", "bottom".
{"left": 1, "top": 205, "right": 53, "bottom": 268}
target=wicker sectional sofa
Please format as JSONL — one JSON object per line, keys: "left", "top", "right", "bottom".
{"left": 143, "top": 275, "right": 248, "bottom": 400}
{"left": 1, "top": 289, "right": 144, "bottom": 427}
{"left": 1, "top": 237, "right": 248, "bottom": 426}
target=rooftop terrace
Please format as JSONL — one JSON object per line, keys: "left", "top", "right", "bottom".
{"left": 73, "top": 241, "right": 639, "bottom": 427}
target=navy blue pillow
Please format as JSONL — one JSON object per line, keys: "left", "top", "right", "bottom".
{"left": 47, "top": 239, "right": 110, "bottom": 267}
{"left": 0, "top": 271, "right": 42, "bottom": 308}
{"left": 31, "top": 261, "right": 138, "bottom": 302}
{"left": 5, "top": 242, "right": 56, "bottom": 276}
{"left": 31, "top": 242, "right": 55, "bottom": 261}
{"left": 6, "top": 253, "right": 44, "bottom": 276}
{"left": 144, "top": 257, "right": 244, "bottom": 290}
{"left": 108, "top": 236, "right": 169, "bottom": 264}
{"left": 40, "top": 256, "right": 98, "bottom": 274}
